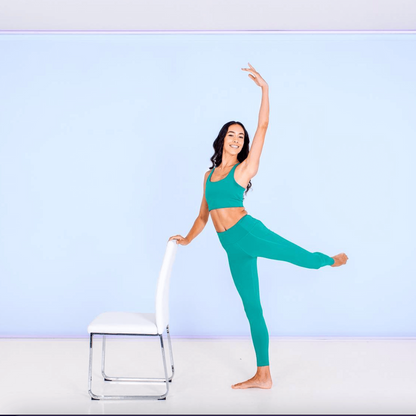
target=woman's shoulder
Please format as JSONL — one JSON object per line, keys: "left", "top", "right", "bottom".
{"left": 203, "top": 167, "right": 215, "bottom": 183}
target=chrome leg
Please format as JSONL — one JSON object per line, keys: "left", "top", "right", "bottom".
{"left": 158, "top": 333, "right": 169, "bottom": 399}
{"left": 166, "top": 325, "right": 175, "bottom": 381}
{"left": 88, "top": 332, "right": 172, "bottom": 400}
{"left": 88, "top": 334, "right": 94, "bottom": 398}
{"left": 101, "top": 335, "right": 106, "bottom": 380}
{"left": 102, "top": 328, "right": 174, "bottom": 383}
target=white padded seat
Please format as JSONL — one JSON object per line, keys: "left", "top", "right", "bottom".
{"left": 88, "top": 312, "right": 158, "bottom": 335}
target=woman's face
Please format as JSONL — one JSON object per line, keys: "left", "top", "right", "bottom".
{"left": 223, "top": 124, "right": 245, "bottom": 156}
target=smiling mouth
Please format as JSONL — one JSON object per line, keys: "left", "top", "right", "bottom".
{"left": 230, "top": 145, "right": 239, "bottom": 149}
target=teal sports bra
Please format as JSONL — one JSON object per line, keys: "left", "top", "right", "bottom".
{"left": 205, "top": 163, "right": 245, "bottom": 212}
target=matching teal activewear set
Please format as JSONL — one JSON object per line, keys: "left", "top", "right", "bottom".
{"left": 205, "top": 162, "right": 335, "bottom": 367}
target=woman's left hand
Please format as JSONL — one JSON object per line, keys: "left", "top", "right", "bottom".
{"left": 241, "top": 63, "right": 268, "bottom": 88}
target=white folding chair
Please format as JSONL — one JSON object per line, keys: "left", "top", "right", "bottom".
{"left": 87, "top": 239, "right": 178, "bottom": 400}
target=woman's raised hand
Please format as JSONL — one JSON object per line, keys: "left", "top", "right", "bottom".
{"left": 168, "top": 235, "right": 190, "bottom": 246}
{"left": 241, "top": 62, "right": 268, "bottom": 88}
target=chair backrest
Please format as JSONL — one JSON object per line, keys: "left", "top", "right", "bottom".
{"left": 155, "top": 239, "right": 178, "bottom": 334}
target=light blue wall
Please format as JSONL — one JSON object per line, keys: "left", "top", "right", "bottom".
{"left": 1, "top": 34, "right": 415, "bottom": 337}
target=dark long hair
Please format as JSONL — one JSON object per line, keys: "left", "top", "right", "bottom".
{"left": 209, "top": 121, "right": 252, "bottom": 196}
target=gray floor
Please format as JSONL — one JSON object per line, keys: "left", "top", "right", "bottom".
{"left": 1, "top": 337, "right": 416, "bottom": 414}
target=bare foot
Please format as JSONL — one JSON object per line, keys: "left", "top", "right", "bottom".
{"left": 331, "top": 253, "right": 348, "bottom": 267}
{"left": 232, "top": 366, "right": 272, "bottom": 389}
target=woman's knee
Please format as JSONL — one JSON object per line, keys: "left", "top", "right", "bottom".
{"left": 243, "top": 302, "right": 265, "bottom": 320}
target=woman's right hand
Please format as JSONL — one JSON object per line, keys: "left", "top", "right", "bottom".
{"left": 168, "top": 235, "right": 190, "bottom": 246}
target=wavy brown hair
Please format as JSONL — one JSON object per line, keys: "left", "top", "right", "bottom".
{"left": 209, "top": 121, "right": 252, "bottom": 196}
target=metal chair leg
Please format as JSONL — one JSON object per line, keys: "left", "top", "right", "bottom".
{"left": 101, "top": 335, "right": 107, "bottom": 379}
{"left": 166, "top": 325, "right": 175, "bottom": 381}
{"left": 88, "top": 333, "right": 94, "bottom": 398}
{"left": 158, "top": 333, "right": 170, "bottom": 399}
{"left": 88, "top": 332, "right": 170, "bottom": 400}
{"left": 101, "top": 327, "right": 174, "bottom": 383}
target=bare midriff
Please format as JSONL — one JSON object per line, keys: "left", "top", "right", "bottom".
{"left": 208, "top": 162, "right": 251, "bottom": 233}
{"left": 210, "top": 207, "right": 249, "bottom": 233}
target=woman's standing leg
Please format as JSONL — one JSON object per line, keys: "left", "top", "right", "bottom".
{"left": 226, "top": 250, "right": 269, "bottom": 367}
{"left": 225, "top": 247, "right": 272, "bottom": 389}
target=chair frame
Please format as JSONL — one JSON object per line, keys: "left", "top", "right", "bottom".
{"left": 88, "top": 324, "right": 174, "bottom": 400}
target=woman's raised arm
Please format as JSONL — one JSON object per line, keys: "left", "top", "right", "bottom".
{"left": 241, "top": 63, "right": 269, "bottom": 175}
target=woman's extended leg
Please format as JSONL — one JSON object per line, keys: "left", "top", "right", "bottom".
{"left": 237, "top": 220, "right": 335, "bottom": 268}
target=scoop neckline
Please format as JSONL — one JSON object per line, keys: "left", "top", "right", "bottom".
{"left": 209, "top": 163, "right": 239, "bottom": 183}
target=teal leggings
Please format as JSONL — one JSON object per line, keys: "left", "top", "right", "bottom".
{"left": 217, "top": 214, "right": 335, "bottom": 367}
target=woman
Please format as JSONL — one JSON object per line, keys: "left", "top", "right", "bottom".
{"left": 168, "top": 63, "right": 348, "bottom": 390}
